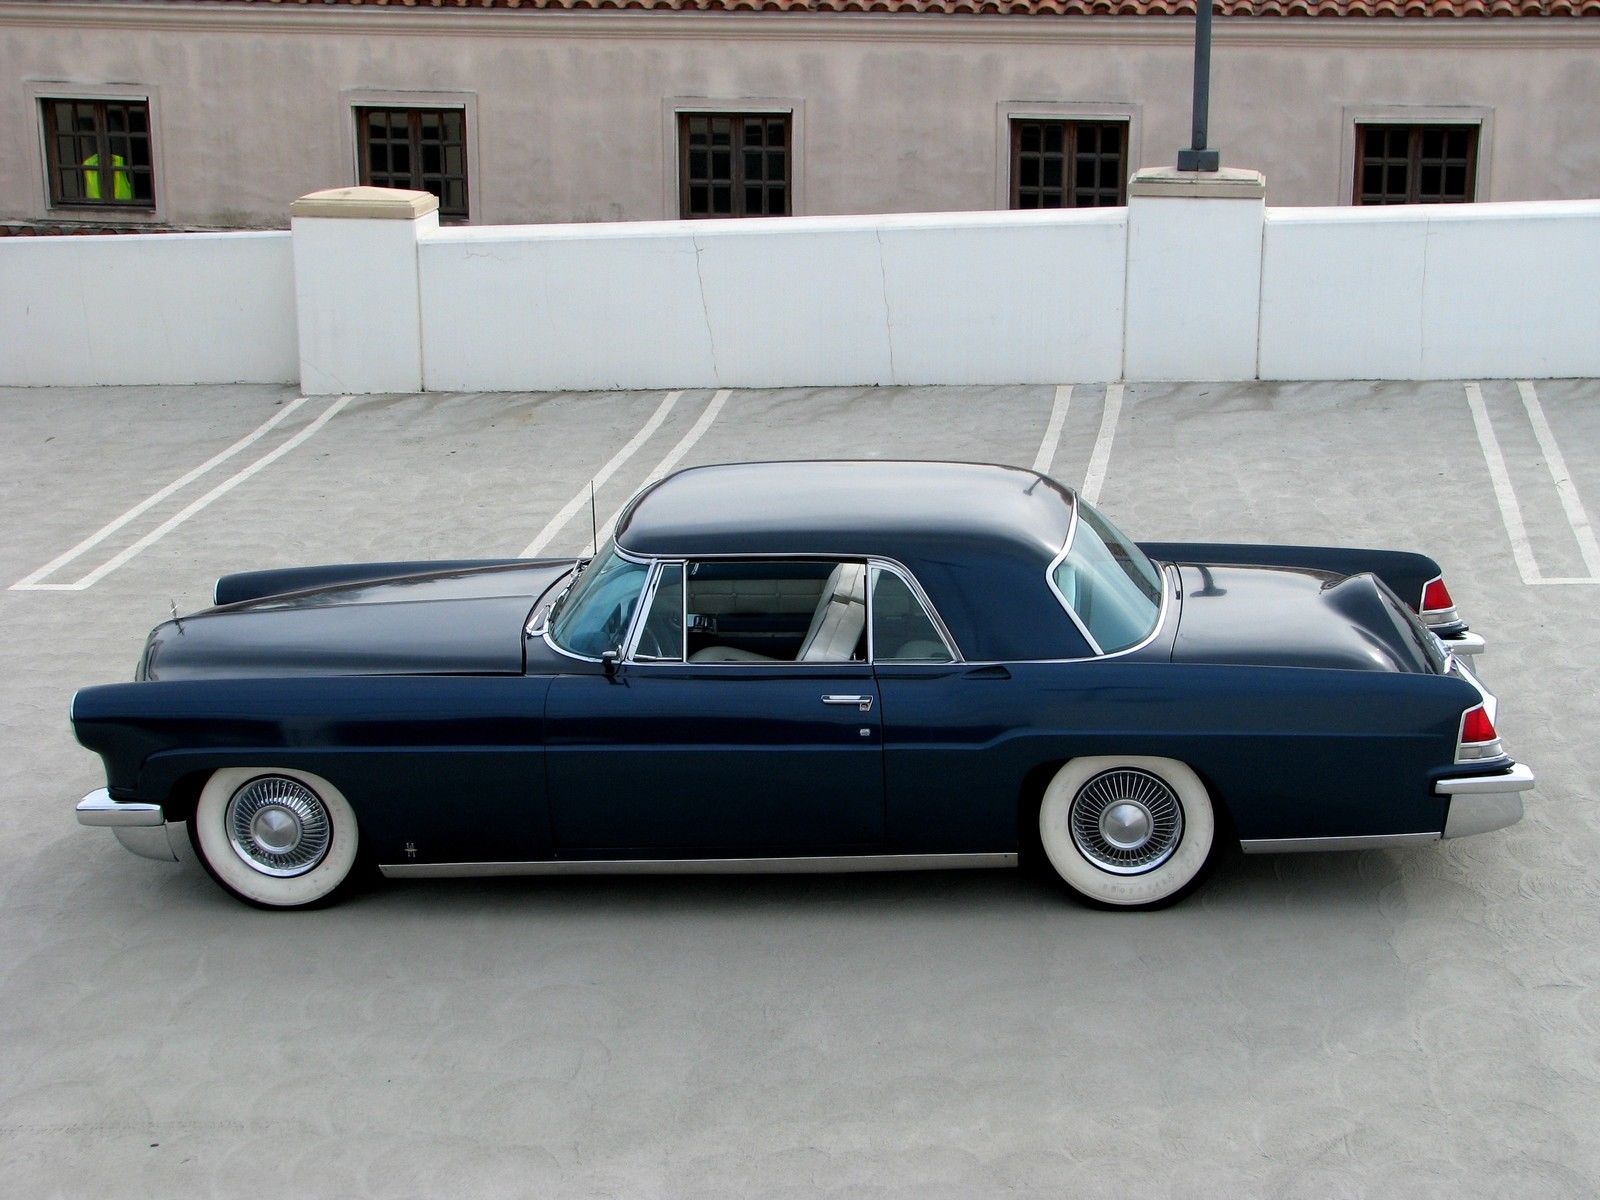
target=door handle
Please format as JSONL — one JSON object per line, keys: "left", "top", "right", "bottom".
{"left": 822, "top": 694, "right": 873, "bottom": 712}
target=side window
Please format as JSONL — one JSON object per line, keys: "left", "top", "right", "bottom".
{"left": 633, "top": 563, "right": 685, "bottom": 662}
{"left": 683, "top": 560, "right": 865, "bottom": 664}
{"left": 870, "top": 567, "right": 954, "bottom": 663}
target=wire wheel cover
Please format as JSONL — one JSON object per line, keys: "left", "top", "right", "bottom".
{"left": 226, "top": 776, "right": 332, "bottom": 877}
{"left": 1069, "top": 767, "right": 1185, "bottom": 875}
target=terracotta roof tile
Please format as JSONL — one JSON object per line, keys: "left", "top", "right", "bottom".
{"left": 125, "top": 0, "right": 1600, "bottom": 15}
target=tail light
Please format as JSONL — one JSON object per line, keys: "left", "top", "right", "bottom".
{"left": 1457, "top": 704, "right": 1504, "bottom": 762}
{"left": 1419, "top": 576, "right": 1460, "bottom": 628}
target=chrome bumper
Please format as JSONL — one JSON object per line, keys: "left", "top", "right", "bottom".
{"left": 1438, "top": 630, "right": 1486, "bottom": 658}
{"left": 76, "top": 789, "right": 186, "bottom": 862}
{"left": 1436, "top": 762, "right": 1534, "bottom": 838}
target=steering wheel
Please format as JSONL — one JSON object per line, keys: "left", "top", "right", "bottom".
{"left": 635, "top": 621, "right": 667, "bottom": 660}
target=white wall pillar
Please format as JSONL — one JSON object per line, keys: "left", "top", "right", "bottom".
{"left": 289, "top": 186, "right": 438, "bottom": 395}
{"left": 1123, "top": 167, "right": 1266, "bottom": 382}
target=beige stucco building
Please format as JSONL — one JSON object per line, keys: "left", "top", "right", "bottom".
{"left": 2, "top": 0, "right": 1598, "bottom": 232}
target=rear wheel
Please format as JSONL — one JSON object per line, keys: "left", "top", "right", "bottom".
{"left": 190, "top": 768, "right": 360, "bottom": 909}
{"left": 1038, "top": 756, "right": 1218, "bottom": 910}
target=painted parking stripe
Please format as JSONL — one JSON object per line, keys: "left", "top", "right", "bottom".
{"left": 595, "top": 389, "right": 732, "bottom": 547}
{"left": 1463, "top": 381, "right": 1598, "bottom": 586}
{"left": 10, "top": 396, "right": 313, "bottom": 591}
{"left": 14, "top": 396, "right": 352, "bottom": 592}
{"left": 1032, "top": 385, "right": 1073, "bottom": 476}
{"left": 1518, "top": 380, "right": 1600, "bottom": 580}
{"left": 517, "top": 391, "right": 683, "bottom": 558}
{"left": 1079, "top": 383, "right": 1123, "bottom": 506}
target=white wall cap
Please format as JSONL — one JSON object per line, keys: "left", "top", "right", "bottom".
{"left": 422, "top": 205, "right": 1126, "bottom": 246}
{"left": 290, "top": 186, "right": 439, "bottom": 220}
{"left": 1266, "top": 197, "right": 1600, "bottom": 225}
{"left": 1129, "top": 167, "right": 1267, "bottom": 200}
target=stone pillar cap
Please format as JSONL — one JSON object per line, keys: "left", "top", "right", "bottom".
{"left": 290, "top": 186, "right": 439, "bottom": 220}
{"left": 1129, "top": 167, "right": 1266, "bottom": 200}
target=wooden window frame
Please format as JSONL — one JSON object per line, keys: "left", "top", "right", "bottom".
{"left": 1338, "top": 106, "right": 1491, "bottom": 206}
{"left": 677, "top": 111, "right": 793, "bottom": 220}
{"left": 39, "top": 97, "right": 157, "bottom": 212}
{"left": 353, "top": 104, "right": 471, "bottom": 220}
{"left": 1353, "top": 123, "right": 1480, "bottom": 206}
{"left": 1009, "top": 118, "right": 1129, "bottom": 209}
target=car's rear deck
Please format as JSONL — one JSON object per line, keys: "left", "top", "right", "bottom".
{"left": 4, "top": 378, "right": 1598, "bottom": 1195}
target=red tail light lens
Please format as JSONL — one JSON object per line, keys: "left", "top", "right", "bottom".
{"left": 1421, "top": 578, "right": 1454, "bottom": 614}
{"left": 1457, "top": 704, "right": 1504, "bottom": 762}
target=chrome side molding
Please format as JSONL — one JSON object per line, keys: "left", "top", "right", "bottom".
{"left": 1239, "top": 832, "right": 1440, "bottom": 854}
{"left": 380, "top": 851, "right": 1017, "bottom": 879}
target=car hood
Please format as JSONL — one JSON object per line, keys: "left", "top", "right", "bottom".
{"left": 1172, "top": 563, "right": 1442, "bottom": 673}
{"left": 140, "top": 561, "right": 577, "bottom": 681}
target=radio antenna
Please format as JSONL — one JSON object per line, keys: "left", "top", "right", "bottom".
{"left": 589, "top": 481, "right": 598, "bottom": 555}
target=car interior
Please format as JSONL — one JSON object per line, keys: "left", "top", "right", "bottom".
{"left": 632, "top": 558, "right": 952, "bottom": 664}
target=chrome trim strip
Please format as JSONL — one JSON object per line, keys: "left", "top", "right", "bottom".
{"left": 868, "top": 557, "right": 963, "bottom": 663}
{"left": 1240, "top": 832, "right": 1440, "bottom": 853}
{"left": 1440, "top": 631, "right": 1486, "bottom": 657}
{"left": 1443, "top": 791, "right": 1525, "bottom": 839}
{"left": 1045, "top": 504, "right": 1104, "bottom": 655}
{"left": 379, "top": 851, "right": 1018, "bottom": 878}
{"left": 76, "top": 789, "right": 164, "bottom": 828}
{"left": 1435, "top": 762, "right": 1535, "bottom": 796}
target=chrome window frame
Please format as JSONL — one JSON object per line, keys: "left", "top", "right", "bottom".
{"left": 866, "top": 560, "right": 959, "bottom": 665}
{"left": 543, "top": 543, "right": 656, "bottom": 664}
{"left": 600, "top": 551, "right": 963, "bottom": 667}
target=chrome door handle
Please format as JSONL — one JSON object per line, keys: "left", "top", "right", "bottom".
{"left": 822, "top": 694, "right": 873, "bottom": 712}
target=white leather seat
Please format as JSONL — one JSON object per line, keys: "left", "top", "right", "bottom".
{"left": 689, "top": 562, "right": 867, "bottom": 664}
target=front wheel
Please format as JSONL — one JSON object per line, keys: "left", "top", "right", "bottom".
{"left": 190, "top": 768, "right": 361, "bottom": 909}
{"left": 1038, "top": 756, "right": 1219, "bottom": 910}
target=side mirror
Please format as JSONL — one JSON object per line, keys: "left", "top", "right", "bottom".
{"left": 601, "top": 649, "right": 620, "bottom": 678}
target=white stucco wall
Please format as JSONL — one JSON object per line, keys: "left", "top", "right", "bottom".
{"left": 417, "top": 208, "right": 1127, "bottom": 391}
{"left": 1259, "top": 200, "right": 1600, "bottom": 380}
{"left": 0, "top": 231, "right": 297, "bottom": 386}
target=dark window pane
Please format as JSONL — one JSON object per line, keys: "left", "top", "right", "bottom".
{"left": 679, "top": 111, "right": 790, "bottom": 218}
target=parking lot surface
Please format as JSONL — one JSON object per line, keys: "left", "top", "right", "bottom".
{"left": 2, "top": 379, "right": 1597, "bottom": 1197}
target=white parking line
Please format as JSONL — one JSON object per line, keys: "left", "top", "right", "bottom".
{"left": 10, "top": 396, "right": 313, "bottom": 590}
{"left": 596, "top": 389, "right": 732, "bottom": 546}
{"left": 1032, "top": 385, "right": 1073, "bottom": 476}
{"left": 1464, "top": 381, "right": 1541, "bottom": 584}
{"left": 1518, "top": 380, "right": 1600, "bottom": 580}
{"left": 518, "top": 391, "right": 682, "bottom": 558}
{"left": 13, "top": 396, "right": 351, "bottom": 592}
{"left": 1079, "top": 383, "right": 1123, "bottom": 505}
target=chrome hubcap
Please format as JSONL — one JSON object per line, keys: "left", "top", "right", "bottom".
{"left": 226, "top": 776, "right": 331, "bottom": 877}
{"left": 1070, "top": 768, "right": 1184, "bottom": 875}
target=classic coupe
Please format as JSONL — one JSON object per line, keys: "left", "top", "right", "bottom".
{"left": 73, "top": 460, "right": 1532, "bottom": 910}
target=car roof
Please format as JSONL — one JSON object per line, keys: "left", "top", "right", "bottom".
{"left": 614, "top": 460, "right": 1078, "bottom": 562}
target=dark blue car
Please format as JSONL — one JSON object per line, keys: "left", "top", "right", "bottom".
{"left": 73, "top": 461, "right": 1532, "bottom": 910}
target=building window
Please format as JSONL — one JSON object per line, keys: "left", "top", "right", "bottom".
{"left": 41, "top": 98, "right": 155, "bottom": 209}
{"left": 678, "top": 113, "right": 790, "bottom": 219}
{"left": 1354, "top": 124, "right": 1477, "bottom": 205}
{"left": 356, "top": 107, "right": 469, "bottom": 219}
{"left": 1010, "top": 119, "right": 1127, "bottom": 209}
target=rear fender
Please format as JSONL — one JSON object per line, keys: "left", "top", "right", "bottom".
{"left": 1138, "top": 542, "right": 1444, "bottom": 616}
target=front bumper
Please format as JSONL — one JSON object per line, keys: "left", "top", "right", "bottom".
{"left": 76, "top": 789, "right": 186, "bottom": 862}
{"left": 1436, "top": 762, "right": 1535, "bottom": 838}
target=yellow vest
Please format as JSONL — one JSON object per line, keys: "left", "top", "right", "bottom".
{"left": 83, "top": 152, "right": 133, "bottom": 201}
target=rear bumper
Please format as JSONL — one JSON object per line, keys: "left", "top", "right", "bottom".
{"left": 76, "top": 789, "right": 185, "bottom": 862}
{"left": 1438, "top": 630, "right": 1485, "bottom": 658}
{"left": 1436, "top": 762, "right": 1534, "bottom": 838}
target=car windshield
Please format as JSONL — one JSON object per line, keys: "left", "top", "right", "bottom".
{"left": 548, "top": 540, "right": 650, "bottom": 658}
{"left": 1052, "top": 500, "right": 1164, "bottom": 654}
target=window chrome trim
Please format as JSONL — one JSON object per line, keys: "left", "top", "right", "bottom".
{"left": 1045, "top": 509, "right": 1175, "bottom": 663}
{"left": 1046, "top": 503, "right": 1104, "bottom": 655}
{"left": 612, "top": 551, "right": 965, "bottom": 667}
{"left": 626, "top": 559, "right": 688, "bottom": 663}
{"left": 381, "top": 851, "right": 1016, "bottom": 878}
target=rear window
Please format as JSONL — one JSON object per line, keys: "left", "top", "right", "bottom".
{"left": 1052, "top": 501, "right": 1163, "bottom": 654}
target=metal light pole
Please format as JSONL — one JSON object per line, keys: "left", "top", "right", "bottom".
{"left": 1176, "top": 0, "right": 1220, "bottom": 172}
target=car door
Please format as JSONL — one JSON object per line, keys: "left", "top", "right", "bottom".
{"left": 545, "top": 558, "right": 886, "bottom": 855}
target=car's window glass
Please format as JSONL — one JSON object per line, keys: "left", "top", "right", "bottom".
{"left": 870, "top": 567, "right": 953, "bottom": 663}
{"left": 548, "top": 541, "right": 650, "bottom": 658}
{"left": 634, "top": 563, "right": 685, "bottom": 662}
{"left": 684, "top": 559, "right": 867, "bottom": 664}
{"left": 1053, "top": 501, "right": 1163, "bottom": 654}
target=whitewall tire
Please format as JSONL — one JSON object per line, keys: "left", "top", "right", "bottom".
{"left": 191, "top": 767, "right": 360, "bottom": 909}
{"left": 1038, "top": 756, "right": 1218, "bottom": 910}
